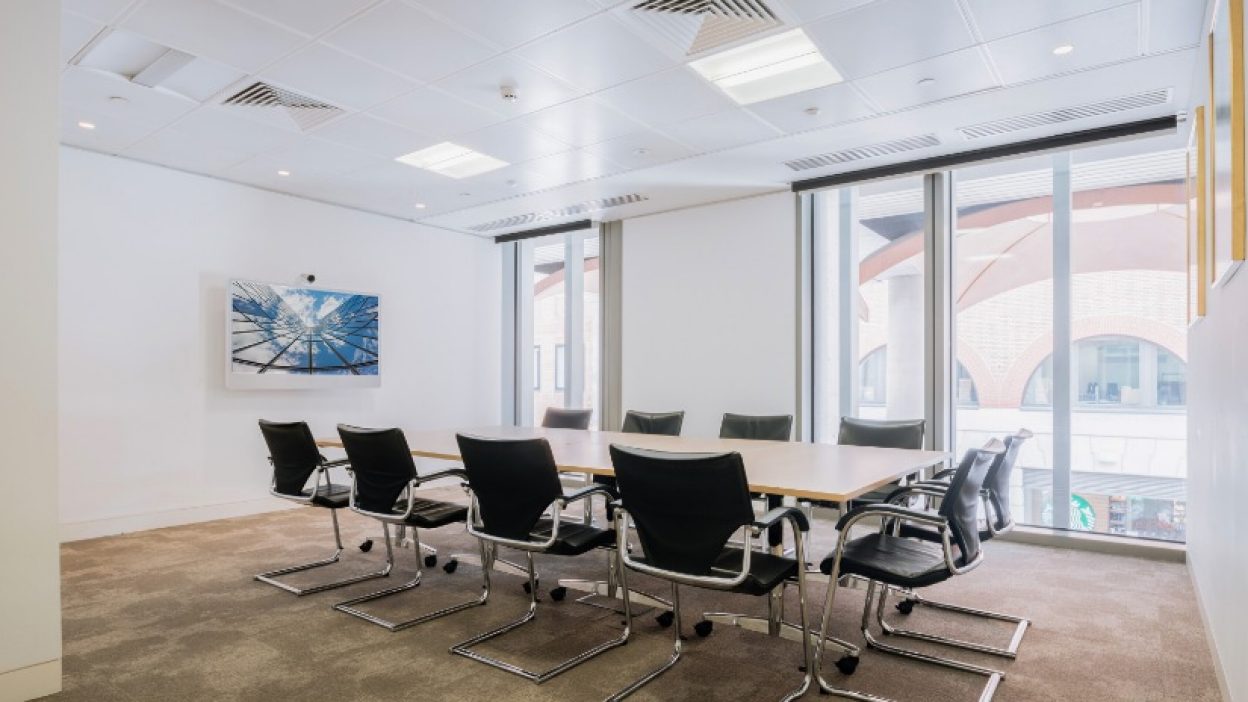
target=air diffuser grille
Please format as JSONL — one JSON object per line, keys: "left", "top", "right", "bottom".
{"left": 221, "top": 82, "right": 344, "bottom": 131}
{"left": 631, "top": 0, "right": 782, "bottom": 55}
{"left": 470, "top": 194, "right": 649, "bottom": 233}
{"left": 958, "top": 89, "right": 1172, "bottom": 140}
{"left": 784, "top": 134, "right": 940, "bottom": 172}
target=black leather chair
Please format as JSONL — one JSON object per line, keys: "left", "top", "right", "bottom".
{"left": 450, "top": 434, "right": 629, "bottom": 683}
{"left": 605, "top": 445, "right": 813, "bottom": 702}
{"left": 541, "top": 407, "right": 594, "bottom": 429}
{"left": 887, "top": 429, "right": 1035, "bottom": 659}
{"left": 814, "top": 439, "right": 1007, "bottom": 701}
{"left": 591, "top": 409, "right": 686, "bottom": 524}
{"left": 253, "top": 420, "right": 390, "bottom": 596}
{"left": 840, "top": 416, "right": 926, "bottom": 504}
{"left": 330, "top": 425, "right": 483, "bottom": 631}
{"left": 718, "top": 412, "right": 793, "bottom": 441}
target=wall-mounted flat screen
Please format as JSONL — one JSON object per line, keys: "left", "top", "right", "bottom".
{"left": 227, "top": 279, "right": 379, "bottom": 389}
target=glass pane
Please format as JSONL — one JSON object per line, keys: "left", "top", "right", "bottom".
{"left": 531, "top": 236, "right": 566, "bottom": 422}
{"left": 954, "top": 154, "right": 1055, "bottom": 527}
{"left": 582, "top": 235, "right": 601, "bottom": 423}
{"left": 1069, "top": 137, "right": 1188, "bottom": 541}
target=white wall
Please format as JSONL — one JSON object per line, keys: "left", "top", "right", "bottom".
{"left": 1188, "top": 267, "right": 1248, "bottom": 701}
{"left": 0, "top": 2, "right": 62, "bottom": 699}
{"left": 621, "top": 192, "right": 797, "bottom": 438}
{"left": 58, "top": 148, "right": 500, "bottom": 540}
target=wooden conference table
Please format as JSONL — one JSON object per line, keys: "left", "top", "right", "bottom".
{"left": 316, "top": 425, "right": 949, "bottom": 505}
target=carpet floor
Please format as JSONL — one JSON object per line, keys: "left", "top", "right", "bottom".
{"left": 52, "top": 493, "right": 1220, "bottom": 701}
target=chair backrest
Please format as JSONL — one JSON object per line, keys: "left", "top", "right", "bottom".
{"left": 838, "top": 416, "right": 925, "bottom": 449}
{"left": 938, "top": 439, "right": 1004, "bottom": 566}
{"left": 719, "top": 413, "right": 793, "bottom": 441}
{"left": 259, "top": 420, "right": 323, "bottom": 496}
{"left": 457, "top": 434, "right": 563, "bottom": 541}
{"left": 610, "top": 445, "right": 755, "bottom": 576}
{"left": 621, "top": 410, "right": 685, "bottom": 436}
{"left": 541, "top": 407, "right": 594, "bottom": 430}
{"left": 984, "top": 429, "right": 1032, "bottom": 532}
{"left": 336, "top": 425, "right": 418, "bottom": 514}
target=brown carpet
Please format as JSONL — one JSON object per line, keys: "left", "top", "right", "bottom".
{"left": 52, "top": 493, "right": 1220, "bottom": 702}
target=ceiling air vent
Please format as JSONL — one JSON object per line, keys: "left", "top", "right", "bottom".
{"left": 630, "top": 0, "right": 782, "bottom": 56}
{"left": 784, "top": 134, "right": 940, "bottom": 172}
{"left": 470, "top": 194, "right": 649, "bottom": 234}
{"left": 957, "top": 89, "right": 1173, "bottom": 140}
{"left": 221, "top": 82, "right": 344, "bottom": 132}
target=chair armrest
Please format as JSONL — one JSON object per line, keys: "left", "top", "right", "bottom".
{"left": 321, "top": 457, "right": 351, "bottom": 469}
{"left": 413, "top": 467, "right": 468, "bottom": 486}
{"left": 883, "top": 484, "right": 951, "bottom": 505}
{"left": 753, "top": 506, "right": 809, "bottom": 533}
{"left": 558, "top": 483, "right": 618, "bottom": 506}
{"left": 835, "top": 503, "right": 947, "bottom": 532}
{"left": 929, "top": 467, "right": 955, "bottom": 481}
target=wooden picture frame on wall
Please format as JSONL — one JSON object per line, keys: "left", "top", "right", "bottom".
{"left": 1190, "top": 105, "right": 1209, "bottom": 323}
{"left": 1208, "top": 0, "right": 1246, "bottom": 286}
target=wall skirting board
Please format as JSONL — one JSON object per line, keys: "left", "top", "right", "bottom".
{"left": 60, "top": 497, "right": 297, "bottom": 543}
{"left": 1188, "top": 555, "right": 1234, "bottom": 702}
{"left": 0, "top": 659, "right": 61, "bottom": 702}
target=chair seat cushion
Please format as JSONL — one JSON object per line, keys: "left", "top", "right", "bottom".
{"left": 899, "top": 521, "right": 993, "bottom": 543}
{"left": 395, "top": 498, "right": 468, "bottom": 528}
{"left": 820, "top": 533, "right": 952, "bottom": 589}
{"left": 531, "top": 519, "right": 615, "bottom": 556}
{"left": 302, "top": 482, "right": 351, "bottom": 508}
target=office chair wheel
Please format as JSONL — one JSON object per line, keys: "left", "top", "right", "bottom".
{"left": 424, "top": 554, "right": 437, "bottom": 568}
{"left": 655, "top": 611, "right": 675, "bottom": 628}
{"left": 895, "top": 599, "right": 916, "bottom": 615}
{"left": 359, "top": 539, "right": 373, "bottom": 553}
{"left": 693, "top": 620, "right": 713, "bottom": 638}
{"left": 442, "top": 559, "right": 458, "bottom": 574}
{"left": 550, "top": 586, "right": 567, "bottom": 602}
{"left": 523, "top": 582, "right": 533, "bottom": 594}
{"left": 835, "top": 655, "right": 859, "bottom": 675}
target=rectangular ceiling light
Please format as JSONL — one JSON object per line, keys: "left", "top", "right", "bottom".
{"left": 395, "top": 142, "right": 508, "bottom": 179}
{"left": 688, "top": 28, "right": 842, "bottom": 105}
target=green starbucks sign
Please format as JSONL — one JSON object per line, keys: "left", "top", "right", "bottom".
{"left": 1043, "top": 494, "right": 1097, "bottom": 531}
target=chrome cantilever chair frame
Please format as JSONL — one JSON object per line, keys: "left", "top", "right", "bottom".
{"left": 878, "top": 487, "right": 1031, "bottom": 659}
{"left": 254, "top": 457, "right": 392, "bottom": 596}
{"left": 607, "top": 506, "right": 815, "bottom": 702}
{"left": 815, "top": 503, "right": 1004, "bottom": 702}
{"left": 450, "top": 484, "right": 630, "bottom": 684}
{"left": 332, "top": 468, "right": 485, "bottom": 631}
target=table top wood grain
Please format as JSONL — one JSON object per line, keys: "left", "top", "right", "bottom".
{"left": 317, "top": 426, "right": 950, "bottom": 503}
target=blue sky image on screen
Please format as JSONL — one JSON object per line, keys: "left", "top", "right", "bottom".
{"left": 231, "top": 280, "right": 378, "bottom": 375}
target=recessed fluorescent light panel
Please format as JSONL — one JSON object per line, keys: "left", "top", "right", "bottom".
{"left": 688, "top": 29, "right": 842, "bottom": 105}
{"left": 395, "top": 142, "right": 508, "bottom": 179}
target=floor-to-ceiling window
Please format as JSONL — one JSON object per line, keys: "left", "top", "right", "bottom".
{"left": 810, "top": 132, "right": 1189, "bottom": 542}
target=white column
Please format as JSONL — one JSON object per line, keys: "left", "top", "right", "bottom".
{"left": 0, "top": 2, "right": 62, "bottom": 699}
{"left": 885, "top": 273, "right": 925, "bottom": 420}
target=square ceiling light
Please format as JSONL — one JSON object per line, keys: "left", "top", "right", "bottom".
{"left": 395, "top": 142, "right": 508, "bottom": 178}
{"left": 689, "top": 29, "right": 842, "bottom": 105}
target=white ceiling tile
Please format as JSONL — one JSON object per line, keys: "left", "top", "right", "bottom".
{"left": 60, "top": 105, "right": 163, "bottom": 154}
{"left": 1146, "top": 0, "right": 1205, "bottom": 53}
{"left": 745, "top": 82, "right": 876, "bottom": 133}
{"left": 121, "top": 0, "right": 306, "bottom": 74}
{"left": 246, "top": 137, "right": 387, "bottom": 175}
{"left": 455, "top": 122, "right": 572, "bottom": 166}
{"left": 414, "top": 0, "right": 600, "bottom": 51}
{"left": 594, "top": 67, "right": 735, "bottom": 127}
{"left": 987, "top": 4, "right": 1142, "bottom": 85}
{"left": 777, "top": 0, "right": 877, "bottom": 23}
{"left": 217, "top": 0, "right": 380, "bottom": 36}
{"left": 124, "top": 127, "right": 255, "bottom": 172}
{"left": 324, "top": 0, "right": 495, "bottom": 82}
{"left": 513, "top": 97, "right": 644, "bottom": 147}
{"left": 344, "top": 159, "right": 451, "bottom": 194}
{"left": 61, "top": 67, "right": 198, "bottom": 126}
{"left": 159, "top": 58, "right": 247, "bottom": 103}
{"left": 313, "top": 113, "right": 435, "bottom": 158}
{"left": 61, "top": 12, "right": 103, "bottom": 64}
{"left": 262, "top": 43, "right": 415, "bottom": 110}
{"left": 805, "top": 0, "right": 976, "bottom": 79}
{"left": 63, "top": 0, "right": 136, "bottom": 24}
{"left": 964, "top": 0, "right": 1134, "bottom": 41}
{"left": 434, "top": 56, "right": 582, "bottom": 118}
{"left": 524, "top": 148, "right": 623, "bottom": 183}
{"left": 582, "top": 129, "right": 696, "bottom": 167}
{"left": 854, "top": 47, "right": 999, "bottom": 112}
{"left": 164, "top": 106, "right": 303, "bottom": 155}
{"left": 658, "top": 109, "right": 783, "bottom": 152}
{"left": 368, "top": 86, "right": 505, "bottom": 139}
{"left": 515, "top": 13, "right": 675, "bottom": 92}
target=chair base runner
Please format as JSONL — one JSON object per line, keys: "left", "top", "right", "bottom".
{"left": 886, "top": 588, "right": 1030, "bottom": 658}
{"left": 253, "top": 509, "right": 390, "bottom": 596}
